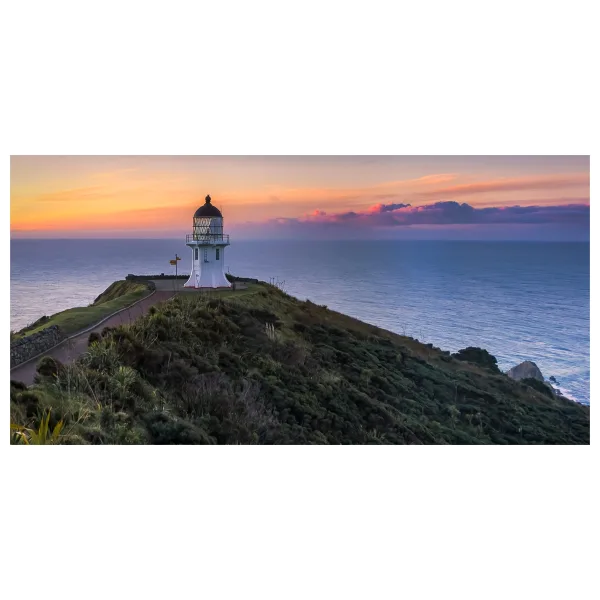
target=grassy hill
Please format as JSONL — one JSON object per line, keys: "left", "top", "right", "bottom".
{"left": 92, "top": 280, "right": 149, "bottom": 305}
{"left": 10, "top": 281, "right": 589, "bottom": 444}
{"left": 12, "top": 280, "right": 149, "bottom": 339}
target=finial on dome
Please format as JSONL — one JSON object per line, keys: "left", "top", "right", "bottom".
{"left": 205, "top": 194, "right": 211, "bottom": 204}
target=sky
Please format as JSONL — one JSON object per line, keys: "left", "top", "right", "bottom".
{"left": 10, "top": 156, "right": 590, "bottom": 240}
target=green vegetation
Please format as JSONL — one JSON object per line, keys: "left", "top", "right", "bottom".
{"left": 14, "top": 280, "right": 150, "bottom": 338}
{"left": 521, "top": 377, "right": 555, "bottom": 398}
{"left": 92, "top": 280, "right": 148, "bottom": 305}
{"left": 184, "top": 283, "right": 260, "bottom": 301}
{"left": 11, "top": 410, "right": 64, "bottom": 445}
{"left": 10, "top": 281, "right": 589, "bottom": 444}
{"left": 452, "top": 347, "right": 500, "bottom": 373}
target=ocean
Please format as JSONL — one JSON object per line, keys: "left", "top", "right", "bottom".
{"left": 10, "top": 239, "right": 590, "bottom": 404}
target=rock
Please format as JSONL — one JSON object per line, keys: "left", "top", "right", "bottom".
{"left": 506, "top": 361, "right": 544, "bottom": 382}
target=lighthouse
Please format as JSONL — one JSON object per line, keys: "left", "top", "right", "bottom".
{"left": 184, "top": 195, "right": 232, "bottom": 288}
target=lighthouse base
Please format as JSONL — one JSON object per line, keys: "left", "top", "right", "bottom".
{"left": 183, "top": 285, "right": 232, "bottom": 291}
{"left": 185, "top": 241, "right": 231, "bottom": 289}
{"left": 184, "top": 267, "right": 231, "bottom": 289}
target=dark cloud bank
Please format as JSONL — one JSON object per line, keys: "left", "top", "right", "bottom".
{"left": 321, "top": 201, "right": 589, "bottom": 226}
{"left": 236, "top": 201, "right": 590, "bottom": 241}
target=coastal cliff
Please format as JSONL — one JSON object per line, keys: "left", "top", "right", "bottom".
{"left": 10, "top": 280, "right": 590, "bottom": 444}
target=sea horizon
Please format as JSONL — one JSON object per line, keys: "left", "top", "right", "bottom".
{"left": 10, "top": 236, "right": 591, "bottom": 242}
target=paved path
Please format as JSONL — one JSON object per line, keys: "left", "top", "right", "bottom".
{"left": 10, "top": 290, "right": 176, "bottom": 387}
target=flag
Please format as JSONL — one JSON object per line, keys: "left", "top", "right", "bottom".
{"left": 169, "top": 260, "right": 177, "bottom": 265}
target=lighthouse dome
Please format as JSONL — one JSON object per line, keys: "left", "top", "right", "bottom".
{"left": 194, "top": 195, "right": 222, "bottom": 218}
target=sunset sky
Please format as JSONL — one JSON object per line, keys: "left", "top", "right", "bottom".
{"left": 10, "top": 156, "right": 590, "bottom": 240}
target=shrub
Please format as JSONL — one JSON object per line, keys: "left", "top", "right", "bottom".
{"left": 143, "top": 412, "right": 213, "bottom": 444}
{"left": 88, "top": 332, "right": 102, "bottom": 346}
{"left": 36, "top": 356, "right": 65, "bottom": 378}
{"left": 13, "top": 390, "right": 41, "bottom": 419}
{"left": 451, "top": 347, "right": 500, "bottom": 373}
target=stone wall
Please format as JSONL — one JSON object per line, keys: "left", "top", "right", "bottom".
{"left": 126, "top": 274, "right": 187, "bottom": 282}
{"left": 125, "top": 273, "right": 258, "bottom": 290}
{"left": 126, "top": 273, "right": 259, "bottom": 284}
{"left": 10, "top": 326, "right": 65, "bottom": 368}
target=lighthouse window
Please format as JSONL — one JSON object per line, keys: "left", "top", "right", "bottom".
{"left": 194, "top": 248, "right": 198, "bottom": 260}
{"left": 204, "top": 249, "right": 208, "bottom": 262}
{"left": 216, "top": 248, "right": 220, "bottom": 260}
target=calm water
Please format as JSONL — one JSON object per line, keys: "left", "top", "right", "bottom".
{"left": 10, "top": 239, "right": 590, "bottom": 404}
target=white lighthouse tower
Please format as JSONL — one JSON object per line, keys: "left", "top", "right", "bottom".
{"left": 184, "top": 195, "right": 232, "bottom": 289}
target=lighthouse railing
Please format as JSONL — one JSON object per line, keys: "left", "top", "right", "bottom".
{"left": 186, "top": 233, "right": 230, "bottom": 244}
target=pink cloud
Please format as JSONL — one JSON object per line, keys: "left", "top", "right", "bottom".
{"left": 367, "top": 202, "right": 411, "bottom": 214}
{"left": 253, "top": 201, "right": 590, "bottom": 232}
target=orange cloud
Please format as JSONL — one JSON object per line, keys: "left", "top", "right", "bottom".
{"left": 418, "top": 173, "right": 589, "bottom": 198}
{"left": 26, "top": 186, "right": 110, "bottom": 202}
{"left": 373, "top": 173, "right": 458, "bottom": 188}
